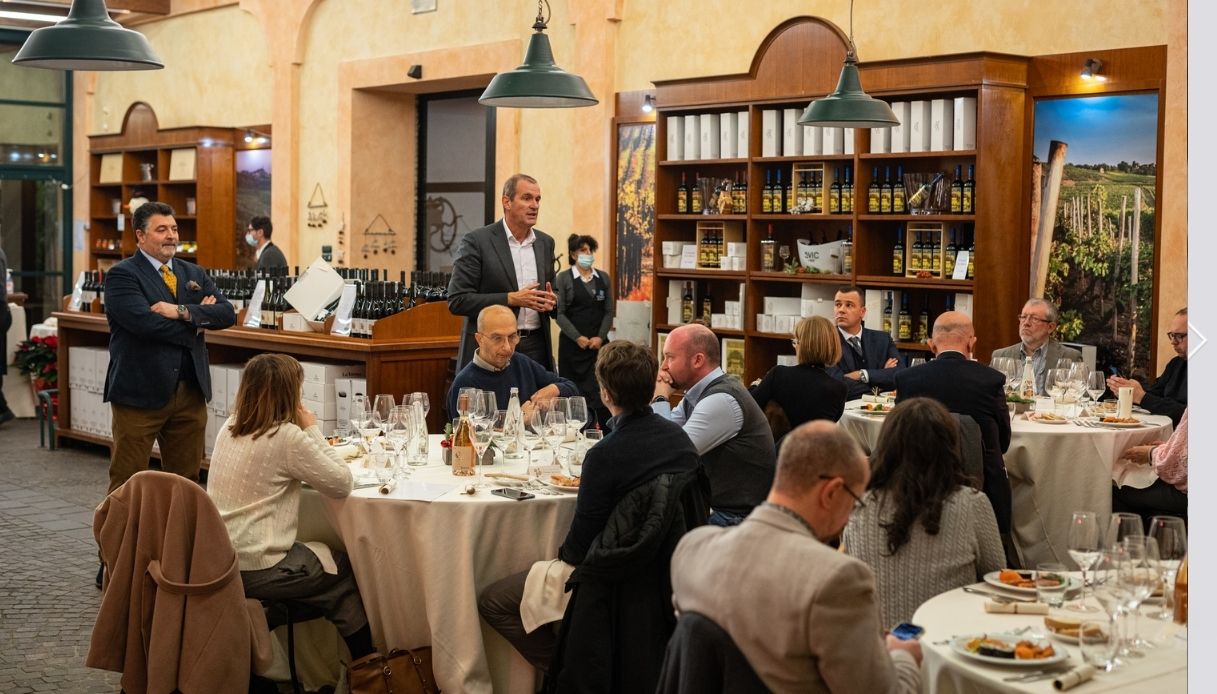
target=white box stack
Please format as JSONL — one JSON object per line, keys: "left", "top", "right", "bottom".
{"left": 666, "top": 116, "right": 685, "bottom": 160}
{"left": 761, "top": 110, "right": 782, "bottom": 157}
{"left": 870, "top": 125, "right": 890, "bottom": 154}
{"left": 802, "top": 125, "right": 823, "bottom": 156}
{"left": 683, "top": 115, "right": 700, "bottom": 160}
{"left": 930, "top": 99, "right": 954, "bottom": 151}
{"left": 890, "top": 102, "right": 910, "bottom": 153}
{"left": 908, "top": 100, "right": 932, "bottom": 152}
{"left": 719, "top": 112, "right": 738, "bottom": 159}
{"left": 782, "top": 109, "right": 803, "bottom": 156}
{"left": 953, "top": 97, "right": 977, "bottom": 150}
{"left": 299, "top": 361, "right": 365, "bottom": 435}
{"left": 699, "top": 113, "right": 720, "bottom": 159}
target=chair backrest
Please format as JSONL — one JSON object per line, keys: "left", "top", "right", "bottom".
{"left": 762, "top": 400, "right": 792, "bottom": 443}
{"left": 656, "top": 611, "right": 768, "bottom": 694}
{"left": 952, "top": 413, "right": 985, "bottom": 491}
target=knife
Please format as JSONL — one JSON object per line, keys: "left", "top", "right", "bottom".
{"left": 962, "top": 585, "right": 1036, "bottom": 603}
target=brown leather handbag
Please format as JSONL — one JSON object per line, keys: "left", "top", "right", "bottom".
{"left": 348, "top": 647, "right": 440, "bottom": 694}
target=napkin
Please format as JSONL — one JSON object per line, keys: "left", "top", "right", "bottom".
{"left": 333, "top": 443, "right": 360, "bottom": 459}
{"left": 378, "top": 478, "right": 398, "bottom": 495}
{"left": 520, "top": 559, "right": 576, "bottom": 633}
{"left": 1112, "top": 457, "right": 1159, "bottom": 490}
{"left": 984, "top": 600, "right": 1049, "bottom": 614}
{"left": 1053, "top": 664, "right": 1096, "bottom": 691}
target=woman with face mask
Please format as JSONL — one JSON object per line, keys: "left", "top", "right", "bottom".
{"left": 554, "top": 233, "right": 614, "bottom": 430}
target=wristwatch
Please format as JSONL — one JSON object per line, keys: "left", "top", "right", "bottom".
{"left": 652, "top": 395, "right": 668, "bottom": 404}
{"left": 176, "top": 304, "right": 187, "bottom": 319}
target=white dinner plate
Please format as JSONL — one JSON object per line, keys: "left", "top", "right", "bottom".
{"left": 951, "top": 634, "right": 1068, "bottom": 667}
{"left": 855, "top": 407, "right": 891, "bottom": 416}
{"left": 546, "top": 477, "right": 580, "bottom": 493}
{"left": 983, "top": 571, "right": 1082, "bottom": 595}
{"left": 1046, "top": 629, "right": 1079, "bottom": 644}
{"left": 1024, "top": 413, "right": 1068, "bottom": 425}
{"left": 1095, "top": 419, "right": 1146, "bottom": 428}
{"left": 327, "top": 436, "right": 355, "bottom": 446}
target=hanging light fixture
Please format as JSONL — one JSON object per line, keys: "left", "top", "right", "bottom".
{"left": 12, "top": 0, "right": 163, "bottom": 71}
{"left": 1080, "top": 58, "right": 1107, "bottom": 82}
{"left": 479, "top": 0, "right": 597, "bottom": 108}
{"left": 641, "top": 95, "right": 656, "bottom": 114}
{"left": 798, "top": 0, "right": 897, "bottom": 128}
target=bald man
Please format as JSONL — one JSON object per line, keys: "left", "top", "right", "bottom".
{"left": 653, "top": 323, "right": 776, "bottom": 525}
{"left": 895, "top": 312, "right": 1012, "bottom": 538}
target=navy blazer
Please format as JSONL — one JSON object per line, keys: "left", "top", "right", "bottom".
{"left": 446, "top": 220, "right": 557, "bottom": 368}
{"left": 828, "top": 327, "right": 903, "bottom": 398}
{"left": 103, "top": 253, "right": 235, "bottom": 410}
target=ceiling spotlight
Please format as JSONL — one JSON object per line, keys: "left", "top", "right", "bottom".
{"left": 243, "top": 129, "right": 254, "bottom": 143}
{"left": 407, "top": 64, "right": 422, "bottom": 79}
{"left": 641, "top": 94, "right": 655, "bottom": 114}
{"left": 1081, "top": 58, "right": 1106, "bottom": 82}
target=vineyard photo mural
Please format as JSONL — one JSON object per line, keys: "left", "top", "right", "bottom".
{"left": 615, "top": 123, "right": 656, "bottom": 302}
{"left": 1030, "top": 94, "right": 1159, "bottom": 376}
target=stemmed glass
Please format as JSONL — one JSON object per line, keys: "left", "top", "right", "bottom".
{"left": 385, "top": 405, "right": 411, "bottom": 476}
{"left": 371, "top": 394, "right": 395, "bottom": 434}
{"left": 1045, "top": 368, "right": 1067, "bottom": 409}
{"left": 1117, "top": 538, "right": 1158, "bottom": 657}
{"left": 544, "top": 410, "right": 567, "bottom": 466}
{"left": 1067, "top": 511, "right": 1103, "bottom": 612}
{"left": 1090, "top": 547, "right": 1131, "bottom": 668}
{"left": 566, "top": 397, "right": 588, "bottom": 443}
{"left": 408, "top": 392, "right": 430, "bottom": 420}
{"left": 1107, "top": 512, "right": 1145, "bottom": 548}
{"left": 1088, "top": 371, "right": 1108, "bottom": 406}
{"left": 470, "top": 405, "right": 495, "bottom": 489}
{"left": 778, "top": 244, "right": 792, "bottom": 270}
{"left": 521, "top": 408, "right": 544, "bottom": 464}
{"left": 1148, "top": 516, "right": 1187, "bottom": 618}
{"left": 352, "top": 395, "right": 377, "bottom": 454}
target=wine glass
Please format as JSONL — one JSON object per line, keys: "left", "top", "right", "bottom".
{"left": 385, "top": 405, "right": 411, "bottom": 475}
{"left": 544, "top": 410, "right": 567, "bottom": 466}
{"left": 1055, "top": 357, "right": 1078, "bottom": 371}
{"left": 1107, "top": 512, "right": 1145, "bottom": 548}
{"left": 371, "top": 394, "right": 395, "bottom": 433}
{"left": 457, "top": 387, "right": 477, "bottom": 417}
{"left": 351, "top": 395, "right": 376, "bottom": 453}
{"left": 778, "top": 244, "right": 791, "bottom": 270}
{"left": 1148, "top": 516, "right": 1187, "bottom": 618}
{"left": 566, "top": 397, "right": 588, "bottom": 442}
{"left": 470, "top": 412, "right": 495, "bottom": 489}
{"left": 408, "top": 392, "right": 430, "bottom": 419}
{"left": 1045, "top": 368, "right": 1066, "bottom": 407}
{"left": 1117, "top": 538, "right": 1157, "bottom": 657}
{"left": 521, "top": 408, "right": 544, "bottom": 464}
{"left": 1090, "top": 547, "right": 1131, "bottom": 667}
{"left": 1088, "top": 371, "right": 1108, "bottom": 406}
{"left": 1067, "top": 511, "right": 1103, "bottom": 612}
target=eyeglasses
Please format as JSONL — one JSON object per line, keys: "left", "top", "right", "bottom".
{"left": 481, "top": 332, "right": 521, "bottom": 346}
{"left": 819, "top": 474, "right": 866, "bottom": 510}
{"left": 1017, "top": 314, "right": 1052, "bottom": 325}
{"left": 1166, "top": 332, "right": 1187, "bottom": 343}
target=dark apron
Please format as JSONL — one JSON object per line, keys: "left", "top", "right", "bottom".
{"left": 559, "top": 272, "right": 608, "bottom": 414}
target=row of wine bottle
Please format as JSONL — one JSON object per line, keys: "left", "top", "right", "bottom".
{"left": 676, "top": 172, "right": 748, "bottom": 214}
{"left": 892, "top": 227, "right": 975, "bottom": 278}
{"left": 881, "top": 291, "right": 959, "bottom": 343}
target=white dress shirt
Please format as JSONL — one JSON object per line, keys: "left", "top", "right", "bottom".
{"left": 652, "top": 367, "right": 744, "bottom": 455}
{"left": 503, "top": 220, "right": 541, "bottom": 330}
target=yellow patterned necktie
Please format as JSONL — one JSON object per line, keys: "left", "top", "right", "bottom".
{"left": 160, "top": 264, "right": 177, "bottom": 296}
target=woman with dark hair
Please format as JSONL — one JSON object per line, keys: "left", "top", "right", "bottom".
{"left": 843, "top": 397, "right": 1004, "bottom": 626}
{"left": 554, "top": 233, "right": 614, "bottom": 428}
{"left": 207, "top": 353, "right": 375, "bottom": 660}
{"left": 749, "top": 315, "right": 847, "bottom": 443}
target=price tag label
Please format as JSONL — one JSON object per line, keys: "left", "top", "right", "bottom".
{"left": 243, "top": 280, "right": 265, "bottom": 328}
{"left": 68, "top": 271, "right": 86, "bottom": 311}
{"left": 330, "top": 283, "right": 358, "bottom": 337}
{"left": 952, "top": 251, "right": 970, "bottom": 280}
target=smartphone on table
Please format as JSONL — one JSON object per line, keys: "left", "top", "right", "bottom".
{"left": 890, "top": 622, "right": 924, "bottom": 641}
{"left": 491, "top": 487, "right": 535, "bottom": 501}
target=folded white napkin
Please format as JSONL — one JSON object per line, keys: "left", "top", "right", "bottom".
{"left": 333, "top": 443, "right": 360, "bottom": 460}
{"left": 1054, "top": 664, "right": 1096, "bottom": 691}
{"left": 1112, "top": 458, "right": 1159, "bottom": 490}
{"left": 520, "top": 558, "right": 576, "bottom": 633}
{"left": 300, "top": 541, "right": 339, "bottom": 575}
{"left": 984, "top": 600, "right": 1049, "bottom": 615}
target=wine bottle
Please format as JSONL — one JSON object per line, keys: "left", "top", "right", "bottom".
{"left": 892, "top": 165, "right": 907, "bottom": 213}
{"left": 677, "top": 172, "right": 689, "bottom": 213}
{"left": 911, "top": 232, "right": 923, "bottom": 272}
{"left": 907, "top": 172, "right": 945, "bottom": 209}
{"left": 811, "top": 171, "right": 823, "bottom": 213}
{"left": 945, "top": 228, "right": 959, "bottom": 277}
{"left": 950, "top": 165, "right": 964, "bottom": 213}
{"left": 1174, "top": 554, "right": 1188, "bottom": 624}
{"left": 737, "top": 172, "right": 748, "bottom": 213}
{"left": 966, "top": 229, "right": 976, "bottom": 279}
{"left": 917, "top": 297, "right": 930, "bottom": 343}
{"left": 691, "top": 173, "right": 704, "bottom": 213}
{"left": 867, "top": 166, "right": 881, "bottom": 213}
{"left": 762, "top": 170, "right": 773, "bottom": 213}
{"left": 761, "top": 224, "right": 776, "bottom": 271}
{"left": 451, "top": 392, "right": 476, "bottom": 477}
{"left": 1020, "top": 356, "right": 1037, "bottom": 399}
{"left": 681, "top": 282, "right": 694, "bottom": 323}
{"left": 777, "top": 169, "right": 787, "bottom": 213}
{"left": 963, "top": 164, "right": 976, "bottom": 213}
{"left": 841, "top": 227, "right": 853, "bottom": 274}
{"left": 892, "top": 229, "right": 905, "bottom": 275}
{"left": 829, "top": 167, "right": 842, "bottom": 214}
{"left": 795, "top": 172, "right": 807, "bottom": 212}
{"left": 701, "top": 291, "right": 712, "bottom": 321}
{"left": 897, "top": 294, "right": 912, "bottom": 341}
{"left": 883, "top": 292, "right": 894, "bottom": 334}
{"left": 929, "top": 230, "right": 941, "bottom": 275}
{"left": 504, "top": 387, "right": 523, "bottom": 458}
{"left": 880, "top": 166, "right": 894, "bottom": 214}
{"left": 841, "top": 165, "right": 853, "bottom": 213}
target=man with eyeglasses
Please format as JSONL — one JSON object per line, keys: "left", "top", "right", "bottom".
{"left": 446, "top": 305, "right": 577, "bottom": 419}
{"left": 669, "top": 421, "right": 922, "bottom": 693}
{"left": 1107, "top": 307, "right": 1187, "bottom": 426}
{"left": 991, "top": 298, "right": 1081, "bottom": 395}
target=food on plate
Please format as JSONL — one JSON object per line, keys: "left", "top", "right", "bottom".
{"left": 1100, "top": 416, "right": 1139, "bottom": 424}
{"left": 326, "top": 436, "right": 346, "bottom": 445}
{"left": 965, "top": 636, "right": 1056, "bottom": 660}
{"left": 998, "top": 569, "right": 1035, "bottom": 589}
{"left": 1044, "top": 614, "right": 1082, "bottom": 638}
{"left": 861, "top": 403, "right": 889, "bottom": 412}
{"left": 1027, "top": 411, "right": 1066, "bottom": 422}
{"left": 550, "top": 474, "right": 581, "bottom": 488}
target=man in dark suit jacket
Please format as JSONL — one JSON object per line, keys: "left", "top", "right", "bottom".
{"left": 1107, "top": 306, "right": 1187, "bottom": 426}
{"left": 896, "top": 311, "right": 1012, "bottom": 536}
{"left": 447, "top": 174, "right": 558, "bottom": 369}
{"left": 247, "top": 215, "right": 288, "bottom": 271}
{"left": 0, "top": 247, "right": 12, "bottom": 426}
{"left": 104, "top": 202, "right": 235, "bottom": 494}
{"left": 827, "top": 286, "right": 903, "bottom": 399}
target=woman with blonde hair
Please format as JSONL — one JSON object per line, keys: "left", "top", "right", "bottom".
{"left": 207, "top": 353, "right": 374, "bottom": 659}
{"left": 749, "top": 315, "right": 847, "bottom": 444}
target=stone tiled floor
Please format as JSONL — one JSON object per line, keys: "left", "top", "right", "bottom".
{"left": 0, "top": 418, "right": 121, "bottom": 693}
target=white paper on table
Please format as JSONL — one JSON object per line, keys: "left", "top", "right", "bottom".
{"left": 388, "top": 481, "right": 459, "bottom": 501}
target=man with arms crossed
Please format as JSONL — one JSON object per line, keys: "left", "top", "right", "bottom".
{"left": 448, "top": 174, "right": 558, "bottom": 369}
{"left": 827, "top": 286, "right": 903, "bottom": 399}
{"left": 653, "top": 323, "right": 775, "bottom": 526}
{"left": 670, "top": 421, "right": 921, "bottom": 693}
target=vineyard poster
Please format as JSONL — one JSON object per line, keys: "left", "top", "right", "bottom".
{"left": 615, "top": 123, "right": 655, "bottom": 301}
{"left": 1031, "top": 94, "right": 1158, "bottom": 375}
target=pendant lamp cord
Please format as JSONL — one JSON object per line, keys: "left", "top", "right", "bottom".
{"left": 846, "top": 0, "right": 857, "bottom": 59}
{"left": 533, "top": 0, "right": 551, "bottom": 31}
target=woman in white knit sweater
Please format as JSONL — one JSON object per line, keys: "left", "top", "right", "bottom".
{"left": 207, "top": 353, "right": 374, "bottom": 659}
{"left": 843, "top": 397, "right": 1005, "bottom": 627}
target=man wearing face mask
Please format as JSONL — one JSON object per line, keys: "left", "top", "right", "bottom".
{"left": 554, "top": 234, "right": 614, "bottom": 429}
{"left": 246, "top": 216, "right": 287, "bottom": 271}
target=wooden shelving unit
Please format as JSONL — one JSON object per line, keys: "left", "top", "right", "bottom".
{"left": 87, "top": 102, "right": 237, "bottom": 271}
{"left": 649, "top": 17, "right": 1028, "bottom": 381}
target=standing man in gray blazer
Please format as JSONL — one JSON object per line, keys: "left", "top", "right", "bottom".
{"left": 447, "top": 174, "right": 558, "bottom": 369}
{"left": 991, "top": 298, "right": 1081, "bottom": 395}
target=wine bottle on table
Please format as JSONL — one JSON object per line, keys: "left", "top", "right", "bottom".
{"left": 452, "top": 392, "right": 476, "bottom": 477}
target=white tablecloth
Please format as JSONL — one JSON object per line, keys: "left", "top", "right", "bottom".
{"left": 839, "top": 405, "right": 1173, "bottom": 567}
{"left": 913, "top": 584, "right": 1186, "bottom": 693}
{"left": 3, "top": 303, "right": 34, "bottom": 418}
{"left": 301, "top": 436, "right": 577, "bottom": 693}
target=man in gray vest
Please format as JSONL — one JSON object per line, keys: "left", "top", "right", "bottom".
{"left": 652, "top": 324, "right": 776, "bottom": 526}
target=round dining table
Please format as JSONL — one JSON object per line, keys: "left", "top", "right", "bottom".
{"left": 839, "top": 404, "right": 1173, "bottom": 567}
{"left": 913, "top": 583, "right": 1186, "bottom": 693}
{"left": 298, "top": 436, "right": 578, "bottom": 694}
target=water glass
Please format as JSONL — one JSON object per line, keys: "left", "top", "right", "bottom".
{"left": 1035, "top": 563, "right": 1069, "bottom": 607}
{"left": 1079, "top": 619, "right": 1119, "bottom": 671}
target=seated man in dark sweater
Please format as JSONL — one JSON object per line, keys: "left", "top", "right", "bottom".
{"left": 1107, "top": 306, "right": 1188, "bottom": 426}
{"left": 478, "top": 339, "right": 700, "bottom": 673}
{"left": 446, "top": 305, "right": 578, "bottom": 419}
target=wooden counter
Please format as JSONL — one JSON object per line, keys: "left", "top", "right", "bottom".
{"left": 53, "top": 301, "right": 462, "bottom": 453}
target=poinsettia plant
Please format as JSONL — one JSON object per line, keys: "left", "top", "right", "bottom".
{"left": 14, "top": 335, "right": 58, "bottom": 389}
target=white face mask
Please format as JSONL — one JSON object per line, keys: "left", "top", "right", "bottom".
{"left": 577, "top": 254, "right": 594, "bottom": 269}
{"left": 244, "top": 232, "right": 258, "bottom": 247}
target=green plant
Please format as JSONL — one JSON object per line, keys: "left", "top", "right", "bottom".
{"left": 14, "top": 335, "right": 58, "bottom": 387}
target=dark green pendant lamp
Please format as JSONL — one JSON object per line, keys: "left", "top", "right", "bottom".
{"left": 479, "top": 0, "right": 597, "bottom": 108}
{"left": 798, "top": 0, "right": 897, "bottom": 128}
{"left": 12, "top": 0, "right": 163, "bottom": 71}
